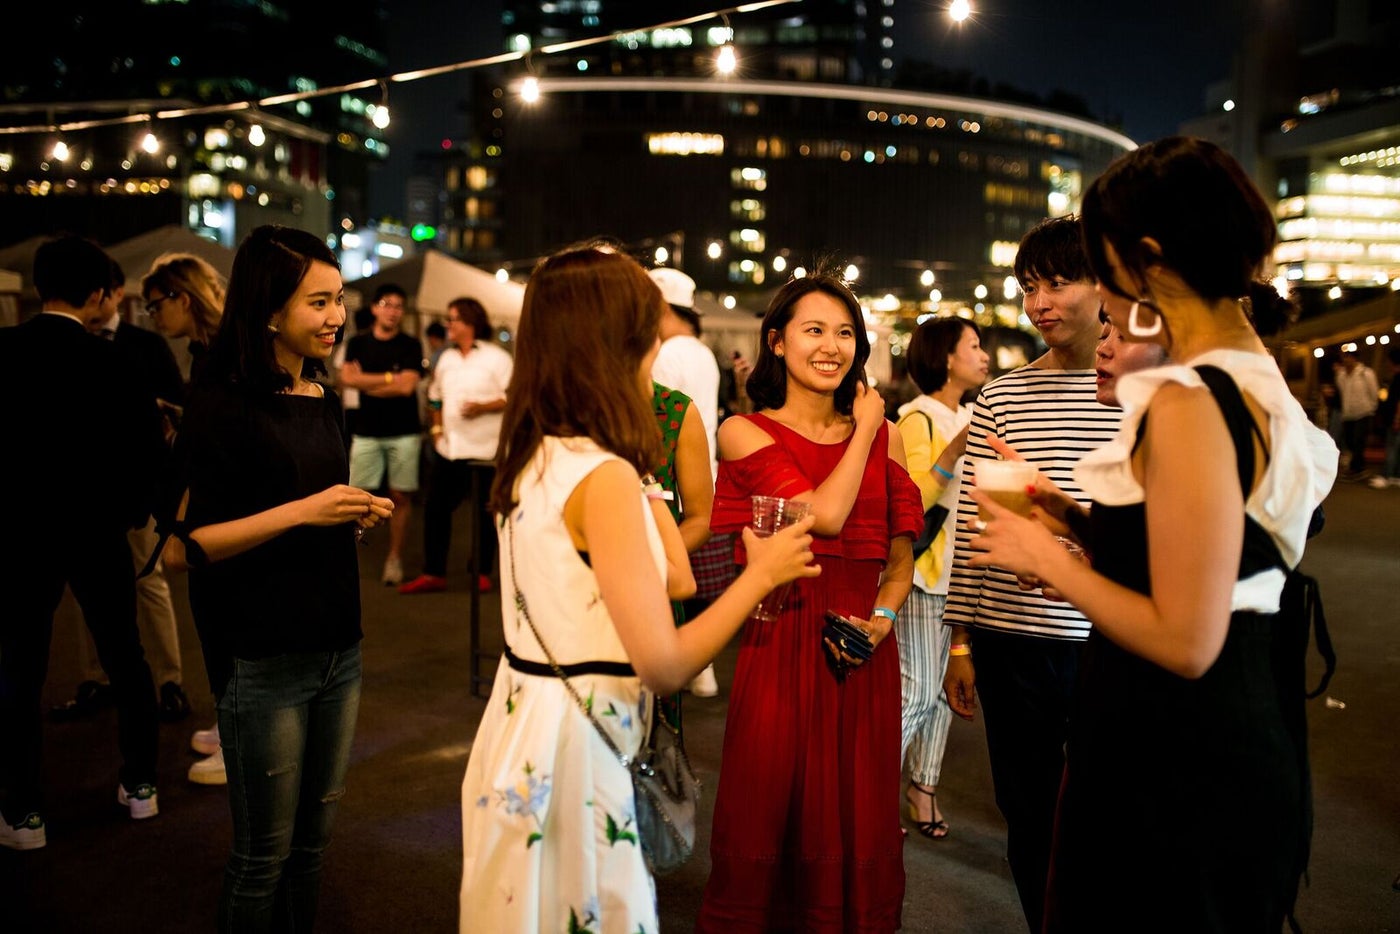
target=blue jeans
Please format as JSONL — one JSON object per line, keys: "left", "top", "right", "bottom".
{"left": 217, "top": 645, "right": 362, "bottom": 933}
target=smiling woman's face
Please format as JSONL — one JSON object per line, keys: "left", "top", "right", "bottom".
{"left": 271, "top": 260, "right": 345, "bottom": 363}
{"left": 770, "top": 291, "right": 858, "bottom": 395}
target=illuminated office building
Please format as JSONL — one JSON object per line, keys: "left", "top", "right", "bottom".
{"left": 0, "top": 2, "right": 391, "bottom": 248}
{"left": 442, "top": 1, "right": 1134, "bottom": 314}
{"left": 1183, "top": 0, "right": 1399, "bottom": 360}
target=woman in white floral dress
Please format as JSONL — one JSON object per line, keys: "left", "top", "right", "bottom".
{"left": 460, "top": 244, "right": 818, "bottom": 933}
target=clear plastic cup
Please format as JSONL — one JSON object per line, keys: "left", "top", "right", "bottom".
{"left": 973, "top": 459, "right": 1039, "bottom": 524}
{"left": 749, "top": 495, "right": 813, "bottom": 621}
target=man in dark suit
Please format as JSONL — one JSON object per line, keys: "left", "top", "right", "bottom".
{"left": 0, "top": 235, "right": 165, "bottom": 851}
{"left": 43, "top": 259, "right": 194, "bottom": 725}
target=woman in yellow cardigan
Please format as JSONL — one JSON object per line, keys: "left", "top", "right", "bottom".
{"left": 893, "top": 317, "right": 988, "bottom": 838}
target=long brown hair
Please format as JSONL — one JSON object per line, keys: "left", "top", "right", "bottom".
{"left": 490, "top": 245, "right": 664, "bottom": 514}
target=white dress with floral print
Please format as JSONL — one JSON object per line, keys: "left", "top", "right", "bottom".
{"left": 461, "top": 438, "right": 664, "bottom": 934}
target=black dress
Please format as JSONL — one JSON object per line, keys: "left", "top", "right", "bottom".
{"left": 1044, "top": 367, "right": 1308, "bottom": 933}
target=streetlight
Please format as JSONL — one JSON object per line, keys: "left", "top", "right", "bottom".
{"left": 949, "top": 0, "right": 972, "bottom": 23}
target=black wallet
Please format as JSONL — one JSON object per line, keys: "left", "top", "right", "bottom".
{"left": 822, "top": 611, "right": 874, "bottom": 680}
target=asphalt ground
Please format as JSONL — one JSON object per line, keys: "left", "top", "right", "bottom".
{"left": 2, "top": 474, "right": 1397, "bottom": 932}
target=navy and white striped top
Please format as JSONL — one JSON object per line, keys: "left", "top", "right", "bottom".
{"left": 945, "top": 366, "right": 1122, "bottom": 640}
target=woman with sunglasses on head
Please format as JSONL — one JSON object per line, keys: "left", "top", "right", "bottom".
{"left": 967, "top": 137, "right": 1337, "bottom": 931}
{"left": 162, "top": 226, "right": 392, "bottom": 932}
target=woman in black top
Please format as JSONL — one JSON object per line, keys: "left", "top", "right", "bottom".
{"left": 967, "top": 138, "right": 1336, "bottom": 931}
{"left": 165, "top": 226, "right": 392, "bottom": 932}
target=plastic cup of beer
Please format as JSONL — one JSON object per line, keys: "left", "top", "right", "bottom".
{"left": 749, "top": 495, "right": 813, "bottom": 621}
{"left": 974, "top": 460, "right": 1039, "bottom": 524}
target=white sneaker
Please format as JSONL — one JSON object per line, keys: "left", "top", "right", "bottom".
{"left": 0, "top": 810, "right": 46, "bottom": 851}
{"left": 117, "top": 783, "right": 159, "bottom": 820}
{"left": 191, "top": 723, "right": 220, "bottom": 756}
{"left": 1368, "top": 475, "right": 1393, "bottom": 489}
{"left": 688, "top": 663, "right": 720, "bottom": 698}
{"left": 382, "top": 555, "right": 404, "bottom": 585}
{"left": 188, "top": 748, "right": 227, "bottom": 786}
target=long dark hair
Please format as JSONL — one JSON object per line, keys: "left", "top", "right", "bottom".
{"left": 745, "top": 271, "right": 870, "bottom": 414}
{"left": 489, "top": 246, "right": 663, "bottom": 514}
{"left": 204, "top": 225, "right": 340, "bottom": 395}
{"left": 1081, "top": 136, "right": 1293, "bottom": 336}
{"left": 907, "top": 317, "right": 979, "bottom": 394}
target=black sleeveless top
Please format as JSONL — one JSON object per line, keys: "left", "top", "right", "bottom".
{"left": 1044, "top": 366, "right": 1308, "bottom": 934}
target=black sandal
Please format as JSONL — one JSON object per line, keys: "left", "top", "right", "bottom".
{"left": 904, "top": 782, "right": 950, "bottom": 839}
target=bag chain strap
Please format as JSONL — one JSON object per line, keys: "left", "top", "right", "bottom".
{"left": 506, "top": 519, "right": 636, "bottom": 768}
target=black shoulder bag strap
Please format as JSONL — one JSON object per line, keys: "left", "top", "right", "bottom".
{"left": 136, "top": 432, "right": 209, "bottom": 579}
{"left": 1194, "top": 365, "right": 1335, "bottom": 698}
{"left": 1195, "top": 363, "right": 1331, "bottom": 932}
{"left": 901, "top": 410, "right": 950, "bottom": 557}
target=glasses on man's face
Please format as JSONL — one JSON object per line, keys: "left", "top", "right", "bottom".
{"left": 144, "top": 292, "right": 178, "bottom": 315}
{"left": 376, "top": 300, "right": 404, "bottom": 310}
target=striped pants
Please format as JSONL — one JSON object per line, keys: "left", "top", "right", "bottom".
{"left": 896, "top": 590, "right": 954, "bottom": 786}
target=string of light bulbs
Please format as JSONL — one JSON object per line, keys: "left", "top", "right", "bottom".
{"left": 0, "top": 0, "right": 794, "bottom": 138}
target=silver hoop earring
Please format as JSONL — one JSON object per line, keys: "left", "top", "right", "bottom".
{"left": 1127, "top": 301, "right": 1163, "bottom": 338}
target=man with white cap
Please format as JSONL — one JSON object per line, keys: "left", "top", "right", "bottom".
{"left": 648, "top": 266, "right": 724, "bottom": 696}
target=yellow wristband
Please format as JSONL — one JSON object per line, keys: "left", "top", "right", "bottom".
{"left": 948, "top": 643, "right": 972, "bottom": 657}
{"left": 384, "top": 372, "right": 394, "bottom": 385}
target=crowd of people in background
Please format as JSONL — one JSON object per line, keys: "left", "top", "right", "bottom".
{"left": 3, "top": 134, "right": 1389, "bottom": 933}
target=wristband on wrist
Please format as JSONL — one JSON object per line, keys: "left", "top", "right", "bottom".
{"left": 933, "top": 463, "right": 955, "bottom": 481}
{"left": 640, "top": 473, "right": 670, "bottom": 500}
{"left": 871, "top": 606, "right": 897, "bottom": 624}
{"left": 948, "top": 642, "right": 972, "bottom": 657}
{"left": 383, "top": 371, "right": 394, "bottom": 385}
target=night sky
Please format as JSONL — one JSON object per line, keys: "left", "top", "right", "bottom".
{"left": 370, "top": 0, "right": 1249, "bottom": 217}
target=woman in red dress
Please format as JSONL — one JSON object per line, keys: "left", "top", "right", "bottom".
{"left": 697, "top": 272, "right": 923, "bottom": 932}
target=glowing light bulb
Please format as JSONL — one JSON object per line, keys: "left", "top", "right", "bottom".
{"left": 949, "top": 0, "right": 972, "bottom": 23}
{"left": 141, "top": 132, "right": 159, "bottom": 154}
{"left": 521, "top": 76, "right": 540, "bottom": 103}
{"left": 716, "top": 45, "right": 737, "bottom": 75}
{"left": 371, "top": 106, "right": 390, "bottom": 130}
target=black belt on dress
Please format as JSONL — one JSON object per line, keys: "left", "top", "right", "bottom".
{"left": 503, "top": 643, "right": 635, "bottom": 678}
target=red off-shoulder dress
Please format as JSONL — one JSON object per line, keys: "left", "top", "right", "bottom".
{"left": 696, "top": 413, "right": 923, "bottom": 933}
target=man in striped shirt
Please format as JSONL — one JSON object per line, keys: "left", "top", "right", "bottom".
{"left": 943, "top": 216, "right": 1120, "bottom": 934}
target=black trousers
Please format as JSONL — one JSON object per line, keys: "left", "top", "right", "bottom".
{"left": 973, "top": 628, "right": 1083, "bottom": 934}
{"left": 1342, "top": 416, "right": 1371, "bottom": 472}
{"left": 422, "top": 454, "right": 497, "bottom": 580}
{"left": 0, "top": 529, "right": 157, "bottom": 816}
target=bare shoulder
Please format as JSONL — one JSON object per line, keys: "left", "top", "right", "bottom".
{"left": 717, "top": 414, "right": 775, "bottom": 461}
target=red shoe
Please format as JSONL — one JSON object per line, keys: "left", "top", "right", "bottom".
{"left": 398, "top": 574, "right": 447, "bottom": 595}
{"left": 476, "top": 574, "right": 494, "bottom": 593}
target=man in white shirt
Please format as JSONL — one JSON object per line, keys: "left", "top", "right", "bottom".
{"left": 1335, "top": 349, "right": 1379, "bottom": 477}
{"left": 648, "top": 267, "right": 724, "bottom": 696}
{"left": 399, "top": 297, "right": 513, "bottom": 595}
